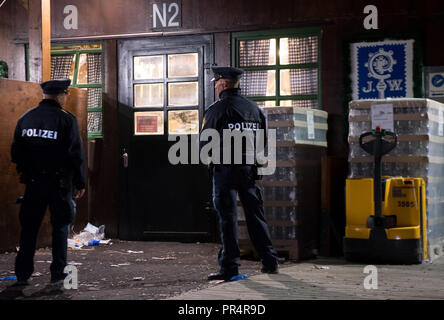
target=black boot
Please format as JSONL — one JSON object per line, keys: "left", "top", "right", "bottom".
{"left": 261, "top": 264, "right": 279, "bottom": 274}
{"left": 207, "top": 272, "right": 239, "bottom": 281}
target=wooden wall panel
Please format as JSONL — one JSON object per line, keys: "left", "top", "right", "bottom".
{"left": 0, "top": 80, "right": 41, "bottom": 252}
{"left": 214, "top": 33, "right": 230, "bottom": 68}
{"left": 86, "top": 40, "right": 120, "bottom": 238}
{"left": 0, "top": 79, "right": 88, "bottom": 252}
{"left": 65, "top": 85, "right": 89, "bottom": 234}
{"left": 0, "top": 0, "right": 26, "bottom": 81}
{"left": 44, "top": 0, "right": 442, "bottom": 39}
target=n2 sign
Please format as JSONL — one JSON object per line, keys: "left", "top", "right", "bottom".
{"left": 152, "top": 2, "right": 182, "bottom": 29}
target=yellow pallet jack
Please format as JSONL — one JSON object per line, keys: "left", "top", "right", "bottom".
{"left": 344, "top": 127, "right": 427, "bottom": 264}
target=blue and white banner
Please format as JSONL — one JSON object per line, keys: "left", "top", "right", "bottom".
{"left": 351, "top": 39, "right": 414, "bottom": 100}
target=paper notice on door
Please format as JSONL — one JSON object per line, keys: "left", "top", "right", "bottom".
{"left": 306, "top": 110, "right": 315, "bottom": 139}
{"left": 371, "top": 104, "right": 394, "bottom": 132}
{"left": 134, "top": 111, "right": 164, "bottom": 135}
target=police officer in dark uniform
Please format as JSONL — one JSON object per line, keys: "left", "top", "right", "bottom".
{"left": 200, "top": 67, "right": 279, "bottom": 281}
{"left": 10, "top": 78, "right": 86, "bottom": 288}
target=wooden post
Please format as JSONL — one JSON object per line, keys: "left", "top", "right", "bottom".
{"left": 28, "top": 0, "right": 51, "bottom": 83}
{"left": 28, "top": 0, "right": 42, "bottom": 83}
{"left": 41, "top": 0, "right": 51, "bottom": 82}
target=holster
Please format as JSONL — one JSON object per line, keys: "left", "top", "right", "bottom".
{"left": 56, "top": 170, "right": 73, "bottom": 195}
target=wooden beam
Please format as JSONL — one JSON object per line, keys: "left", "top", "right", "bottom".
{"left": 28, "top": 0, "right": 42, "bottom": 83}
{"left": 41, "top": 0, "right": 51, "bottom": 82}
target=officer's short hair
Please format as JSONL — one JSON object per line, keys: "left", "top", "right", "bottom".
{"left": 224, "top": 78, "right": 240, "bottom": 88}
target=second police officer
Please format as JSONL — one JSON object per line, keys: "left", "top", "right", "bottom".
{"left": 200, "top": 67, "right": 280, "bottom": 281}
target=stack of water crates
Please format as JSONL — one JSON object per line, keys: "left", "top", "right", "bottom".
{"left": 238, "top": 106, "right": 327, "bottom": 260}
{"left": 348, "top": 98, "right": 444, "bottom": 261}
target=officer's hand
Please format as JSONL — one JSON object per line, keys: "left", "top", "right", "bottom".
{"left": 74, "top": 188, "right": 85, "bottom": 200}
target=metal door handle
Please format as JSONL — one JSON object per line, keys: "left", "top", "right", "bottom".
{"left": 122, "top": 149, "right": 128, "bottom": 168}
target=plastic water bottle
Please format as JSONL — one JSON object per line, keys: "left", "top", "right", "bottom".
{"left": 229, "top": 274, "right": 248, "bottom": 281}
{"left": 88, "top": 239, "right": 100, "bottom": 246}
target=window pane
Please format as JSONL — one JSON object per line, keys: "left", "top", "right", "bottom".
{"left": 280, "top": 36, "right": 318, "bottom": 65}
{"left": 168, "top": 53, "right": 198, "bottom": 78}
{"left": 280, "top": 69, "right": 317, "bottom": 95}
{"left": 51, "top": 54, "right": 75, "bottom": 82}
{"left": 77, "top": 54, "right": 88, "bottom": 84}
{"left": 264, "top": 101, "right": 278, "bottom": 107}
{"left": 87, "top": 53, "right": 102, "bottom": 84}
{"left": 134, "top": 83, "right": 164, "bottom": 107}
{"left": 88, "top": 112, "right": 103, "bottom": 132}
{"left": 239, "top": 39, "right": 276, "bottom": 66}
{"left": 168, "top": 110, "right": 199, "bottom": 135}
{"left": 87, "top": 88, "right": 102, "bottom": 109}
{"left": 280, "top": 100, "right": 318, "bottom": 108}
{"left": 134, "top": 111, "right": 164, "bottom": 135}
{"left": 168, "top": 82, "right": 198, "bottom": 106}
{"left": 240, "top": 70, "right": 275, "bottom": 96}
{"left": 134, "top": 55, "right": 164, "bottom": 80}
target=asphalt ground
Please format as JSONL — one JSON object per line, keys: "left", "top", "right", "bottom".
{"left": 0, "top": 240, "right": 443, "bottom": 303}
{"left": 0, "top": 240, "right": 277, "bottom": 300}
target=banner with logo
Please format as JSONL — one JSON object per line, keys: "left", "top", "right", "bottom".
{"left": 350, "top": 39, "right": 414, "bottom": 100}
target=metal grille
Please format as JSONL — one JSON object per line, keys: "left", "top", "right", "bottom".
{"left": 239, "top": 39, "right": 272, "bottom": 66}
{"left": 88, "top": 112, "right": 102, "bottom": 132}
{"left": 51, "top": 55, "right": 74, "bottom": 79}
{"left": 87, "top": 53, "right": 102, "bottom": 84}
{"left": 87, "top": 87, "right": 102, "bottom": 108}
{"left": 288, "top": 69, "right": 318, "bottom": 95}
{"left": 240, "top": 70, "right": 273, "bottom": 96}
{"left": 287, "top": 36, "right": 318, "bottom": 64}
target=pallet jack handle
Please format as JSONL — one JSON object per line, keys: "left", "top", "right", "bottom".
{"left": 359, "top": 126, "right": 397, "bottom": 227}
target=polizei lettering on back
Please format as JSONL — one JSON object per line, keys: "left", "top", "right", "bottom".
{"left": 168, "top": 128, "right": 277, "bottom": 176}
{"left": 227, "top": 122, "right": 260, "bottom": 131}
{"left": 22, "top": 128, "right": 58, "bottom": 140}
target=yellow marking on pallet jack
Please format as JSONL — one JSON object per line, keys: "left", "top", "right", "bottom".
{"left": 386, "top": 227, "right": 420, "bottom": 240}
{"left": 345, "top": 178, "right": 374, "bottom": 238}
{"left": 383, "top": 178, "right": 428, "bottom": 259}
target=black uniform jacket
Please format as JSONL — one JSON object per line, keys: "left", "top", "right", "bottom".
{"left": 200, "top": 88, "right": 267, "bottom": 165}
{"left": 11, "top": 99, "right": 86, "bottom": 190}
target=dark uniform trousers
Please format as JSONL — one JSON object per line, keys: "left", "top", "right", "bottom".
{"left": 15, "top": 174, "right": 75, "bottom": 283}
{"left": 212, "top": 164, "right": 278, "bottom": 275}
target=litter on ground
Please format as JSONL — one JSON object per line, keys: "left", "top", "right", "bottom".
{"left": 110, "top": 263, "right": 131, "bottom": 267}
{"left": 152, "top": 256, "right": 177, "bottom": 260}
{"left": 68, "top": 223, "right": 111, "bottom": 249}
{"left": 132, "top": 277, "right": 145, "bottom": 281}
{"left": 313, "top": 265, "right": 330, "bottom": 270}
{"left": 127, "top": 250, "right": 143, "bottom": 254}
